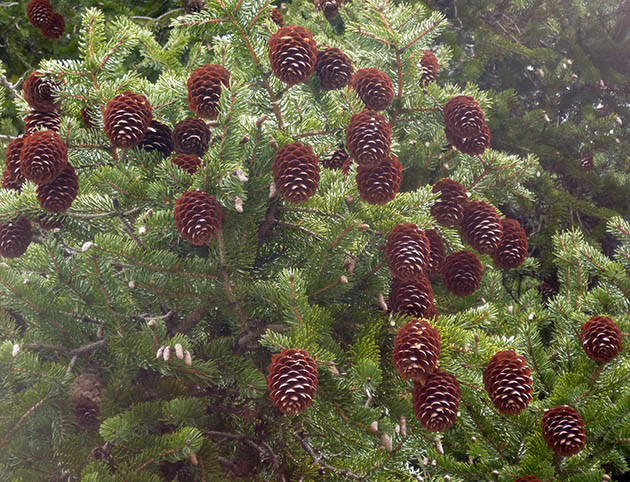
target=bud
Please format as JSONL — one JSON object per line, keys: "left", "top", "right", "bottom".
{"left": 81, "top": 241, "right": 94, "bottom": 252}
{"left": 156, "top": 346, "right": 165, "bottom": 359}
{"left": 239, "top": 136, "right": 249, "bottom": 145}
{"left": 377, "top": 293, "right": 387, "bottom": 311}
{"left": 12, "top": 344, "right": 19, "bottom": 358}
{"left": 339, "top": 275, "right": 348, "bottom": 284}
{"left": 435, "top": 440, "right": 444, "bottom": 455}
{"left": 344, "top": 257, "right": 356, "bottom": 274}
{"left": 544, "top": 113, "right": 551, "bottom": 123}
{"left": 175, "top": 343, "right": 184, "bottom": 360}
{"left": 269, "top": 182, "right": 277, "bottom": 199}
{"left": 190, "top": 453, "right": 199, "bottom": 466}
{"left": 328, "top": 364, "right": 340, "bottom": 376}
{"left": 368, "top": 421, "right": 379, "bottom": 433}
{"left": 0, "top": 262, "right": 8, "bottom": 268}
{"left": 381, "top": 433, "right": 393, "bottom": 452}
{"left": 357, "top": 224, "right": 369, "bottom": 231}
{"left": 615, "top": 115, "right": 623, "bottom": 126}
{"left": 269, "top": 137, "right": 278, "bottom": 149}
{"left": 256, "top": 114, "right": 268, "bottom": 128}
{"left": 97, "top": 325, "right": 103, "bottom": 339}
{"left": 145, "top": 208, "right": 154, "bottom": 218}
{"left": 163, "top": 345, "right": 171, "bottom": 361}
{"left": 492, "top": 470, "right": 499, "bottom": 480}
{"left": 23, "top": 278, "right": 29, "bottom": 285}
{"left": 508, "top": 305, "right": 513, "bottom": 314}
{"left": 345, "top": 195, "right": 354, "bottom": 205}
{"left": 147, "top": 319, "right": 156, "bottom": 328}
{"left": 138, "top": 226, "right": 147, "bottom": 236}
{"left": 399, "top": 416, "right": 407, "bottom": 437}
{"left": 128, "top": 280, "right": 136, "bottom": 289}
{"left": 184, "top": 350, "right": 192, "bottom": 366}
{"left": 444, "top": 476, "right": 450, "bottom": 482}
{"left": 528, "top": 312, "right": 535, "bottom": 320}
{"left": 234, "top": 196, "right": 244, "bottom": 213}
{"left": 443, "top": 163, "right": 449, "bottom": 170}
{"left": 471, "top": 436, "right": 477, "bottom": 442}
{"left": 235, "top": 168, "right": 249, "bottom": 183}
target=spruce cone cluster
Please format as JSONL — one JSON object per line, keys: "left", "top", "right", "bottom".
{"left": 315, "top": 48, "right": 353, "bottom": 90}
{"left": 27, "top": 0, "right": 64, "bottom": 38}
{"left": 69, "top": 374, "right": 102, "bottom": 427}
{"left": 412, "top": 368, "right": 460, "bottom": 432}
{"left": 20, "top": 129, "right": 67, "bottom": 185}
{"left": 385, "top": 224, "right": 430, "bottom": 281}
{"left": 541, "top": 406, "right": 586, "bottom": 457}
{"left": 174, "top": 190, "right": 222, "bottom": 245}
{"left": 267, "top": 348, "right": 318, "bottom": 415}
{"left": 441, "top": 250, "right": 483, "bottom": 297}
{"left": 424, "top": 229, "right": 445, "bottom": 279}
{"left": 0, "top": 217, "right": 33, "bottom": 259}
{"left": 430, "top": 179, "right": 468, "bottom": 226}
{"left": 419, "top": 50, "right": 439, "bottom": 86}
{"left": 443, "top": 95, "right": 490, "bottom": 155}
{"left": 483, "top": 350, "right": 533, "bottom": 415}
{"left": 187, "top": 64, "right": 231, "bottom": 120}
{"left": 352, "top": 68, "right": 394, "bottom": 111}
{"left": 139, "top": 120, "right": 173, "bottom": 158}
{"left": 23, "top": 72, "right": 60, "bottom": 112}
{"left": 492, "top": 218, "right": 528, "bottom": 269}
{"left": 461, "top": 201, "right": 503, "bottom": 254}
{"left": 268, "top": 26, "right": 318, "bottom": 85}
{"left": 272, "top": 142, "right": 320, "bottom": 203}
{"left": 25, "top": 110, "right": 61, "bottom": 134}
{"left": 393, "top": 319, "right": 441, "bottom": 381}
{"left": 389, "top": 276, "right": 437, "bottom": 320}
{"left": 104, "top": 91, "right": 153, "bottom": 149}
{"left": 172, "top": 154, "right": 202, "bottom": 174}
{"left": 3, "top": 137, "right": 26, "bottom": 191}
{"left": 322, "top": 145, "right": 350, "bottom": 170}
{"left": 346, "top": 110, "right": 392, "bottom": 168}
{"left": 172, "top": 118, "right": 211, "bottom": 157}
{"left": 356, "top": 154, "right": 401, "bottom": 205}
{"left": 36, "top": 164, "right": 79, "bottom": 213}
{"left": 580, "top": 316, "right": 622, "bottom": 364}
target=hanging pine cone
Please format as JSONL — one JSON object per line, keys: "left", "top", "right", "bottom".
{"left": 419, "top": 50, "right": 439, "bottom": 87}
{"left": 352, "top": 68, "right": 394, "bottom": 111}
{"left": 393, "top": 319, "right": 441, "bottom": 381}
{"left": 430, "top": 178, "right": 468, "bottom": 226}
{"left": 24, "top": 110, "right": 61, "bottom": 134}
{"left": 172, "top": 118, "right": 211, "bottom": 157}
{"left": 42, "top": 12, "right": 65, "bottom": 40}
{"left": 514, "top": 477, "right": 541, "bottom": 482}
{"left": 541, "top": 406, "right": 586, "bottom": 457}
{"left": 356, "top": 154, "right": 402, "bottom": 205}
{"left": 138, "top": 120, "right": 173, "bottom": 158}
{"left": 443, "top": 95, "right": 487, "bottom": 138}
{"left": 424, "top": 229, "right": 446, "bottom": 279}
{"left": 27, "top": 0, "right": 53, "bottom": 28}
{"left": 23, "top": 71, "right": 60, "bottom": 112}
{"left": 272, "top": 142, "right": 320, "bottom": 203}
{"left": 389, "top": 276, "right": 437, "bottom": 320}
{"left": 0, "top": 217, "right": 32, "bottom": 259}
{"left": 580, "top": 316, "right": 622, "bottom": 364}
{"left": 69, "top": 374, "right": 102, "bottom": 428}
{"left": 3, "top": 136, "right": 25, "bottom": 192}
{"left": 412, "top": 369, "right": 460, "bottom": 432}
{"left": 271, "top": 8, "right": 284, "bottom": 26}
{"left": 187, "top": 64, "right": 231, "bottom": 120}
{"left": 385, "top": 224, "right": 430, "bottom": 281}
{"left": 341, "top": 157, "right": 353, "bottom": 175}
{"left": 268, "top": 26, "right": 318, "bottom": 86}
{"left": 319, "top": 0, "right": 340, "bottom": 19}
{"left": 483, "top": 350, "right": 533, "bottom": 415}
{"left": 36, "top": 164, "right": 79, "bottom": 213}
{"left": 346, "top": 110, "right": 392, "bottom": 168}
{"left": 174, "top": 190, "right": 222, "bottom": 245}
{"left": 182, "top": 0, "right": 206, "bottom": 13}
{"left": 580, "top": 151, "right": 594, "bottom": 170}
{"left": 81, "top": 107, "right": 97, "bottom": 130}
{"left": 20, "top": 129, "right": 67, "bottom": 185}
{"left": 37, "top": 215, "right": 63, "bottom": 231}
{"left": 103, "top": 91, "right": 152, "bottom": 149}
{"left": 315, "top": 48, "right": 353, "bottom": 90}
{"left": 322, "top": 145, "right": 350, "bottom": 170}
{"left": 492, "top": 218, "right": 528, "bottom": 269}
{"left": 461, "top": 201, "right": 503, "bottom": 254}
{"left": 441, "top": 250, "right": 483, "bottom": 297}
{"left": 267, "top": 348, "right": 318, "bottom": 415}
{"left": 445, "top": 123, "right": 491, "bottom": 156}
{"left": 172, "top": 154, "right": 202, "bottom": 174}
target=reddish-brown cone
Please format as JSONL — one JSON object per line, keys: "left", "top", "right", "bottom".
{"left": 393, "top": 319, "right": 441, "bottom": 381}
{"left": 36, "top": 164, "right": 78, "bottom": 212}
{"left": 267, "top": 348, "right": 318, "bottom": 415}
{"left": 385, "top": 224, "right": 430, "bottom": 281}
{"left": 461, "top": 201, "right": 503, "bottom": 254}
{"left": 580, "top": 151, "right": 594, "bottom": 170}
{"left": 445, "top": 122, "right": 491, "bottom": 156}
{"left": 271, "top": 8, "right": 284, "bottom": 26}
{"left": 492, "top": 218, "right": 528, "bottom": 269}
{"left": 352, "top": 68, "right": 394, "bottom": 111}
{"left": 483, "top": 350, "right": 533, "bottom": 415}
{"left": 23, "top": 71, "right": 60, "bottom": 112}
{"left": 0, "top": 217, "right": 32, "bottom": 258}
{"left": 3, "top": 137, "right": 25, "bottom": 191}
{"left": 25, "top": 110, "right": 61, "bottom": 134}
{"left": 443, "top": 95, "right": 487, "bottom": 138}
{"left": 103, "top": 91, "right": 152, "bottom": 149}
{"left": 322, "top": 145, "right": 350, "bottom": 170}
{"left": 27, "top": 0, "right": 54, "bottom": 28}
{"left": 272, "top": 142, "right": 320, "bottom": 203}
{"left": 315, "top": 48, "right": 353, "bottom": 90}
{"left": 172, "top": 118, "right": 211, "bottom": 157}
{"left": 346, "top": 110, "right": 392, "bottom": 168}
{"left": 541, "top": 406, "right": 586, "bottom": 457}
{"left": 412, "top": 369, "right": 460, "bottom": 432}
{"left": 42, "top": 12, "right": 65, "bottom": 40}
{"left": 580, "top": 316, "right": 622, "bottom": 364}
{"left": 424, "top": 229, "right": 446, "bottom": 279}
{"left": 69, "top": 373, "right": 102, "bottom": 428}
{"left": 441, "top": 250, "right": 483, "bottom": 297}
{"left": 20, "top": 129, "right": 67, "bottom": 184}
{"left": 319, "top": 0, "right": 341, "bottom": 19}
{"left": 268, "top": 26, "right": 318, "bottom": 85}
{"left": 430, "top": 179, "right": 468, "bottom": 226}
{"left": 139, "top": 120, "right": 173, "bottom": 158}
{"left": 172, "top": 154, "right": 202, "bottom": 174}
{"left": 174, "top": 190, "right": 222, "bottom": 245}
{"left": 514, "top": 477, "right": 541, "bottom": 482}
{"left": 81, "top": 107, "right": 97, "bottom": 130}
{"left": 389, "top": 276, "right": 437, "bottom": 320}
{"left": 419, "top": 50, "right": 439, "bottom": 86}
{"left": 356, "top": 154, "right": 401, "bottom": 205}
{"left": 187, "top": 64, "right": 231, "bottom": 120}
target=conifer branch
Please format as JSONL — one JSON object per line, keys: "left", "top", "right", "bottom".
{"left": 399, "top": 18, "right": 444, "bottom": 53}
{"left": 295, "top": 431, "right": 364, "bottom": 481}
{"left": 0, "top": 73, "right": 19, "bottom": 98}
{"left": 217, "top": 231, "right": 249, "bottom": 329}
{"left": 0, "top": 397, "right": 47, "bottom": 450}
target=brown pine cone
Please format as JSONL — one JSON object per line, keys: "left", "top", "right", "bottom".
{"left": 182, "top": 0, "right": 206, "bottom": 13}
{"left": 81, "top": 107, "right": 97, "bottom": 130}
{"left": 322, "top": 145, "right": 350, "bottom": 170}
{"left": 174, "top": 190, "right": 222, "bottom": 245}
{"left": 268, "top": 26, "right": 318, "bottom": 85}
{"left": 412, "top": 369, "right": 460, "bottom": 432}
{"left": 483, "top": 350, "right": 533, "bottom": 415}
{"left": 36, "top": 164, "right": 78, "bottom": 213}
{"left": 25, "top": 110, "right": 61, "bottom": 134}
{"left": 27, "top": 0, "right": 53, "bottom": 28}
{"left": 23, "top": 71, "right": 60, "bottom": 112}
{"left": 461, "top": 201, "right": 503, "bottom": 254}
{"left": 319, "top": 0, "right": 340, "bottom": 19}
{"left": 385, "top": 224, "right": 430, "bottom": 281}
{"left": 139, "top": 120, "right": 173, "bottom": 158}
{"left": 580, "top": 316, "right": 622, "bottom": 364}
{"left": 272, "top": 142, "right": 320, "bottom": 203}
{"left": 103, "top": 91, "right": 152, "bottom": 149}
{"left": 389, "top": 276, "right": 437, "bottom": 320}
{"left": 393, "top": 319, "right": 441, "bottom": 381}
{"left": 172, "top": 118, "right": 211, "bottom": 156}
{"left": 580, "top": 151, "right": 594, "bottom": 170}
{"left": 514, "top": 477, "right": 541, "bottom": 482}
{"left": 430, "top": 178, "right": 468, "bottom": 226}
{"left": 172, "top": 153, "right": 202, "bottom": 174}
{"left": 42, "top": 12, "right": 65, "bottom": 40}
{"left": 37, "top": 215, "right": 63, "bottom": 231}
{"left": 541, "top": 406, "right": 586, "bottom": 457}
{"left": 443, "top": 95, "right": 487, "bottom": 138}
{"left": 187, "top": 64, "right": 231, "bottom": 120}
{"left": 271, "top": 8, "right": 284, "bottom": 26}
{"left": 0, "top": 217, "right": 32, "bottom": 259}
{"left": 441, "top": 250, "right": 483, "bottom": 297}
{"left": 315, "top": 48, "right": 353, "bottom": 90}
{"left": 352, "top": 68, "right": 394, "bottom": 111}
{"left": 3, "top": 136, "right": 25, "bottom": 192}
{"left": 424, "top": 229, "right": 446, "bottom": 279}
{"left": 419, "top": 50, "right": 439, "bottom": 87}
{"left": 20, "top": 129, "right": 67, "bottom": 184}
{"left": 346, "top": 110, "right": 392, "bottom": 168}
{"left": 356, "top": 154, "right": 401, "bottom": 205}
{"left": 492, "top": 218, "right": 528, "bottom": 269}
{"left": 70, "top": 373, "right": 102, "bottom": 428}
{"left": 267, "top": 348, "right": 318, "bottom": 415}
{"left": 445, "top": 123, "right": 491, "bottom": 156}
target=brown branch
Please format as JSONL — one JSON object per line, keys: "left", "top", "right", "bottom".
{"left": 399, "top": 18, "right": 444, "bottom": 53}
{"left": 295, "top": 431, "right": 364, "bottom": 481}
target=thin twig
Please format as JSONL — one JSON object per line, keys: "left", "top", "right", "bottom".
{"left": 0, "top": 73, "right": 19, "bottom": 98}
{"left": 295, "top": 431, "right": 364, "bottom": 481}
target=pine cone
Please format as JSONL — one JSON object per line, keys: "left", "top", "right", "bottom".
{"left": 174, "top": 190, "right": 222, "bottom": 245}
{"left": 461, "top": 201, "right": 503, "bottom": 254}
{"left": 27, "top": 0, "right": 53, "bottom": 28}
{"left": 322, "top": 145, "right": 350, "bottom": 170}
{"left": 352, "top": 68, "right": 394, "bottom": 111}
{"left": 393, "top": 319, "right": 441, "bottom": 381}
{"left": 580, "top": 316, "right": 622, "bottom": 364}
{"left": 346, "top": 110, "right": 392, "bottom": 167}
{"left": 268, "top": 26, "right": 318, "bottom": 86}
{"left": 139, "top": 120, "right": 173, "bottom": 158}
{"left": 483, "top": 350, "right": 533, "bottom": 415}
{"left": 412, "top": 369, "right": 460, "bottom": 432}
{"left": 541, "top": 406, "right": 586, "bottom": 457}
{"left": 37, "top": 215, "right": 63, "bottom": 231}
{"left": 441, "top": 250, "right": 483, "bottom": 297}
{"left": 356, "top": 154, "right": 402, "bottom": 205}
{"left": 492, "top": 218, "right": 528, "bottom": 269}
{"left": 419, "top": 50, "right": 439, "bottom": 87}
{"left": 443, "top": 95, "right": 487, "bottom": 138}
{"left": 267, "top": 348, "right": 318, "bottom": 415}
{"left": 389, "top": 276, "right": 437, "bottom": 320}
{"left": 445, "top": 123, "right": 491, "bottom": 156}
{"left": 103, "top": 91, "right": 152, "bottom": 149}
{"left": 81, "top": 107, "right": 98, "bottom": 130}
{"left": 42, "top": 12, "right": 65, "bottom": 40}
{"left": 580, "top": 151, "right": 594, "bottom": 170}
{"left": 0, "top": 217, "right": 32, "bottom": 259}
{"left": 272, "top": 142, "right": 320, "bottom": 203}
{"left": 172, "top": 153, "right": 201, "bottom": 174}
{"left": 425, "top": 229, "right": 446, "bottom": 279}
{"left": 315, "top": 48, "right": 353, "bottom": 90}
{"left": 187, "top": 64, "right": 231, "bottom": 120}
{"left": 271, "top": 8, "right": 284, "bottom": 26}
{"left": 3, "top": 136, "right": 25, "bottom": 192}
{"left": 385, "top": 224, "right": 430, "bottom": 281}
{"left": 36, "top": 164, "right": 78, "bottom": 212}
{"left": 172, "top": 118, "right": 211, "bottom": 157}
{"left": 514, "top": 477, "right": 541, "bottom": 482}
{"left": 182, "top": 0, "right": 206, "bottom": 13}
{"left": 25, "top": 110, "right": 61, "bottom": 134}
{"left": 319, "top": 0, "right": 340, "bottom": 19}
{"left": 430, "top": 179, "right": 468, "bottom": 226}
{"left": 20, "top": 129, "right": 67, "bottom": 185}
{"left": 23, "top": 71, "right": 60, "bottom": 112}
{"left": 70, "top": 374, "right": 102, "bottom": 428}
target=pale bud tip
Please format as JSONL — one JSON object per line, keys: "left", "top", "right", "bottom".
{"left": 81, "top": 241, "right": 94, "bottom": 252}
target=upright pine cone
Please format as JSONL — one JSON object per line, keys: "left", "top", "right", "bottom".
{"left": 346, "top": 110, "right": 392, "bottom": 167}
{"left": 443, "top": 95, "right": 487, "bottom": 138}
{"left": 580, "top": 151, "right": 594, "bottom": 170}
{"left": 172, "top": 154, "right": 202, "bottom": 174}
{"left": 174, "top": 190, "right": 222, "bottom": 245}
{"left": 441, "top": 250, "right": 483, "bottom": 297}
{"left": 272, "top": 142, "right": 320, "bottom": 203}
{"left": 352, "top": 68, "right": 394, "bottom": 111}
{"left": 445, "top": 123, "right": 491, "bottom": 156}
{"left": 492, "top": 218, "right": 528, "bottom": 269}
{"left": 430, "top": 179, "right": 468, "bottom": 226}
{"left": 461, "top": 201, "right": 503, "bottom": 254}
{"left": 268, "top": 26, "right": 318, "bottom": 85}
{"left": 172, "top": 118, "right": 211, "bottom": 157}
{"left": 23, "top": 71, "right": 60, "bottom": 112}
{"left": 25, "top": 110, "right": 61, "bottom": 134}
{"left": 580, "top": 316, "right": 622, "bottom": 364}
{"left": 69, "top": 373, "right": 102, "bottom": 428}
{"left": 483, "top": 350, "right": 533, "bottom": 415}
{"left": 425, "top": 229, "right": 446, "bottom": 279}
{"left": 187, "top": 64, "right": 231, "bottom": 120}
{"left": 267, "top": 348, "right": 318, "bottom": 415}
{"left": 322, "top": 145, "right": 350, "bottom": 170}
{"left": 419, "top": 50, "right": 439, "bottom": 86}
{"left": 42, "top": 12, "right": 65, "bottom": 40}
{"left": 103, "top": 91, "right": 152, "bottom": 149}
{"left": 139, "top": 120, "right": 173, "bottom": 158}
{"left": 3, "top": 136, "right": 25, "bottom": 191}
{"left": 0, "top": 217, "right": 32, "bottom": 259}
{"left": 271, "top": 8, "right": 284, "bottom": 26}
{"left": 20, "top": 129, "right": 67, "bottom": 184}
{"left": 541, "top": 406, "right": 586, "bottom": 457}
{"left": 514, "top": 477, "right": 541, "bottom": 482}
{"left": 412, "top": 369, "right": 460, "bottom": 432}
{"left": 356, "top": 154, "right": 402, "bottom": 205}
{"left": 385, "top": 224, "right": 430, "bottom": 281}
{"left": 389, "top": 276, "right": 437, "bottom": 320}
{"left": 27, "top": 0, "right": 53, "bottom": 28}
{"left": 393, "top": 319, "right": 441, "bottom": 381}
{"left": 36, "top": 164, "right": 79, "bottom": 213}
{"left": 315, "top": 48, "right": 353, "bottom": 90}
